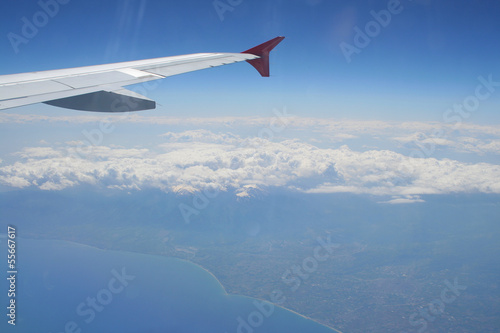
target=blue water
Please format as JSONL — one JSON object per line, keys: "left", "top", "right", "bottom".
{"left": 0, "top": 236, "right": 336, "bottom": 333}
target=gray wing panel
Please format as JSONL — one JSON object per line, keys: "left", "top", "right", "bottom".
{"left": 44, "top": 89, "right": 155, "bottom": 112}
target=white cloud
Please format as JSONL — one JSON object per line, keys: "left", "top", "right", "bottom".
{"left": 4, "top": 112, "right": 499, "bottom": 156}
{"left": 393, "top": 132, "right": 500, "bottom": 155}
{"left": 1, "top": 112, "right": 499, "bottom": 132}
{"left": 160, "top": 130, "right": 241, "bottom": 145}
{"left": 379, "top": 195, "right": 425, "bottom": 204}
{"left": 65, "top": 140, "right": 85, "bottom": 146}
{"left": 15, "top": 147, "right": 63, "bottom": 159}
{"left": 1, "top": 130, "right": 499, "bottom": 202}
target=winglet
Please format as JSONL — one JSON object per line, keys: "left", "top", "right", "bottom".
{"left": 241, "top": 36, "right": 285, "bottom": 77}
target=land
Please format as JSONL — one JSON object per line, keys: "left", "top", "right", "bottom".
{"left": 1, "top": 190, "right": 499, "bottom": 332}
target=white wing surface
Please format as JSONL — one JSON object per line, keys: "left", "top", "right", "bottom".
{"left": 0, "top": 36, "right": 284, "bottom": 112}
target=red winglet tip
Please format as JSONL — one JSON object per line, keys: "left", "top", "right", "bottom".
{"left": 241, "top": 36, "right": 285, "bottom": 77}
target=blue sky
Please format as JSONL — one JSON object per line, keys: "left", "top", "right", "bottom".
{"left": 1, "top": 0, "right": 500, "bottom": 122}
{"left": 1, "top": 0, "right": 500, "bottom": 200}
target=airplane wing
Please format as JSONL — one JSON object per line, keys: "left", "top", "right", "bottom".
{"left": 0, "top": 36, "right": 284, "bottom": 112}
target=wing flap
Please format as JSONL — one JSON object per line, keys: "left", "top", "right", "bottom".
{"left": 53, "top": 71, "right": 144, "bottom": 89}
{"left": 0, "top": 80, "right": 71, "bottom": 100}
{"left": 0, "top": 85, "right": 108, "bottom": 110}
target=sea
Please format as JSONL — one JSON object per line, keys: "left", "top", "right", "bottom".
{"left": 0, "top": 236, "right": 336, "bottom": 333}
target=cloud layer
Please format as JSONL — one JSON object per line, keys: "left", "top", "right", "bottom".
{"left": 1, "top": 128, "right": 499, "bottom": 202}
{"left": 3, "top": 112, "right": 500, "bottom": 155}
